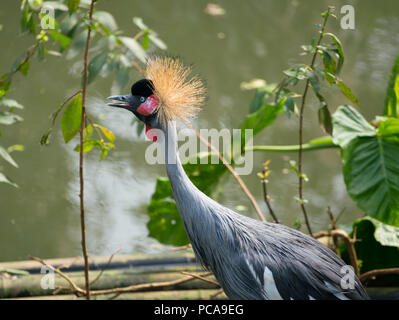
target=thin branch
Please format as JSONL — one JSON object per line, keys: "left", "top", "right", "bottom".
{"left": 359, "top": 268, "right": 399, "bottom": 284}
{"left": 79, "top": 0, "right": 96, "bottom": 300}
{"left": 313, "top": 229, "right": 359, "bottom": 276}
{"left": 90, "top": 247, "right": 122, "bottom": 286}
{"left": 132, "top": 61, "right": 146, "bottom": 75}
{"left": 183, "top": 120, "right": 266, "bottom": 222}
{"left": 297, "top": 8, "right": 332, "bottom": 237}
{"left": 326, "top": 206, "right": 339, "bottom": 254}
{"left": 209, "top": 288, "right": 224, "bottom": 300}
{"left": 260, "top": 161, "right": 279, "bottom": 223}
{"left": 29, "top": 256, "right": 85, "bottom": 296}
{"left": 171, "top": 244, "right": 192, "bottom": 251}
{"left": 180, "top": 271, "right": 219, "bottom": 287}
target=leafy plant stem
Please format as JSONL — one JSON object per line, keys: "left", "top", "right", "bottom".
{"left": 297, "top": 8, "right": 332, "bottom": 237}
{"left": 247, "top": 141, "right": 338, "bottom": 152}
{"left": 79, "top": 0, "right": 96, "bottom": 300}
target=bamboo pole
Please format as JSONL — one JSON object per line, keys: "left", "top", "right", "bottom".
{"left": 8, "top": 289, "right": 228, "bottom": 300}
{"left": 0, "top": 266, "right": 218, "bottom": 299}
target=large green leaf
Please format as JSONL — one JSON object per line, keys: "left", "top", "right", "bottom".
{"left": 384, "top": 54, "right": 399, "bottom": 118}
{"left": 341, "top": 217, "right": 399, "bottom": 273}
{"left": 333, "top": 105, "right": 399, "bottom": 226}
{"left": 332, "top": 104, "right": 375, "bottom": 147}
{"left": 61, "top": 93, "right": 82, "bottom": 143}
{"left": 240, "top": 98, "right": 284, "bottom": 147}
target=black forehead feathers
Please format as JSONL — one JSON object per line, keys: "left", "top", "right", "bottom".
{"left": 131, "top": 79, "right": 154, "bottom": 97}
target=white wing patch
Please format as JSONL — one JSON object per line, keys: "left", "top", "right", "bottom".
{"left": 263, "top": 266, "right": 283, "bottom": 300}
{"left": 324, "top": 281, "right": 349, "bottom": 300}
{"left": 246, "top": 260, "right": 283, "bottom": 300}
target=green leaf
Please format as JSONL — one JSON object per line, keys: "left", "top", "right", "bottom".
{"left": 74, "top": 139, "right": 97, "bottom": 152}
{"left": 341, "top": 217, "right": 399, "bottom": 273}
{"left": 324, "top": 33, "right": 344, "bottom": 75}
{"left": 61, "top": 93, "right": 82, "bottom": 143}
{"left": 337, "top": 80, "right": 359, "bottom": 106}
{"left": 7, "top": 144, "right": 24, "bottom": 153}
{"left": 241, "top": 99, "right": 284, "bottom": 137}
{"left": 87, "top": 51, "right": 108, "bottom": 84}
{"left": 0, "top": 111, "right": 23, "bottom": 125}
{"left": 19, "top": 60, "right": 30, "bottom": 76}
{"left": 249, "top": 87, "right": 269, "bottom": 113}
{"left": 0, "top": 98, "right": 24, "bottom": 109}
{"left": 142, "top": 32, "right": 150, "bottom": 50}
{"left": 0, "top": 172, "right": 18, "bottom": 188}
{"left": 306, "top": 70, "right": 320, "bottom": 93}
{"left": 111, "top": 66, "right": 130, "bottom": 94}
{"left": 66, "top": 30, "right": 87, "bottom": 60}
{"left": 93, "top": 124, "right": 115, "bottom": 142}
{"left": 283, "top": 96, "right": 295, "bottom": 117}
{"left": 333, "top": 105, "right": 399, "bottom": 226}
{"left": 49, "top": 30, "right": 72, "bottom": 52}
{"left": 67, "top": 0, "right": 80, "bottom": 14}
{"left": 318, "top": 105, "right": 333, "bottom": 135}
{"left": 383, "top": 54, "right": 399, "bottom": 118}
{"left": 119, "top": 36, "right": 147, "bottom": 63}
{"left": 135, "top": 119, "right": 144, "bottom": 136}
{"left": 42, "top": 1, "right": 68, "bottom": 11}
{"left": 332, "top": 104, "right": 375, "bottom": 148}
{"left": 0, "top": 145, "right": 18, "bottom": 167}
{"left": 378, "top": 117, "right": 399, "bottom": 137}
{"left": 93, "top": 11, "right": 118, "bottom": 31}
{"left": 322, "top": 51, "right": 336, "bottom": 85}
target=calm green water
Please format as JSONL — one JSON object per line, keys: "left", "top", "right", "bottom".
{"left": 1, "top": 0, "right": 399, "bottom": 262}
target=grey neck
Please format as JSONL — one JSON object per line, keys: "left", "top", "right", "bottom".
{"left": 160, "top": 122, "right": 207, "bottom": 226}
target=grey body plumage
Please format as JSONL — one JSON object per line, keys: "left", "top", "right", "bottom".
{"left": 163, "top": 123, "right": 369, "bottom": 300}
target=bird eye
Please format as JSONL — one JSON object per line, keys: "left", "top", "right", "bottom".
{"left": 140, "top": 96, "right": 146, "bottom": 103}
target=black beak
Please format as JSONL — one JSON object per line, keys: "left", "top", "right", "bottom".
{"left": 107, "top": 94, "right": 139, "bottom": 111}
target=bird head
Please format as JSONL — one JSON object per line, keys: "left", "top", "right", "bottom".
{"left": 107, "top": 56, "right": 206, "bottom": 142}
{"left": 107, "top": 78, "right": 161, "bottom": 141}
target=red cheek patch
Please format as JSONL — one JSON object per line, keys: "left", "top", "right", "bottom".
{"left": 137, "top": 94, "right": 158, "bottom": 116}
{"left": 145, "top": 125, "right": 158, "bottom": 142}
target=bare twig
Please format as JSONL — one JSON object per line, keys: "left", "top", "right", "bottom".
{"left": 297, "top": 8, "right": 332, "bottom": 237}
{"left": 171, "top": 244, "right": 192, "bottom": 251}
{"left": 29, "top": 256, "right": 85, "bottom": 296}
{"left": 260, "top": 161, "right": 278, "bottom": 223}
{"left": 132, "top": 61, "right": 146, "bottom": 75}
{"left": 180, "top": 271, "right": 219, "bottom": 287}
{"left": 79, "top": 0, "right": 96, "bottom": 300}
{"left": 183, "top": 120, "right": 266, "bottom": 222}
{"left": 326, "top": 206, "right": 339, "bottom": 254}
{"left": 90, "top": 247, "right": 123, "bottom": 286}
{"left": 209, "top": 288, "right": 224, "bottom": 300}
{"left": 359, "top": 268, "right": 399, "bottom": 285}
{"left": 313, "top": 228, "right": 359, "bottom": 276}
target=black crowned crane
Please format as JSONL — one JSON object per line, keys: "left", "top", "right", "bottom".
{"left": 107, "top": 56, "right": 369, "bottom": 300}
